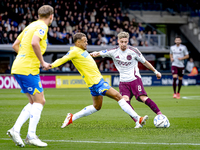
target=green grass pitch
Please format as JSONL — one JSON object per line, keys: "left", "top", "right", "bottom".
{"left": 0, "top": 86, "right": 200, "bottom": 150}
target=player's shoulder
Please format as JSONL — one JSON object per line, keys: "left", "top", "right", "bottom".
{"left": 107, "top": 46, "right": 119, "bottom": 52}
{"left": 128, "top": 45, "right": 141, "bottom": 55}
{"left": 170, "top": 44, "right": 176, "bottom": 49}
{"left": 180, "top": 44, "right": 187, "bottom": 49}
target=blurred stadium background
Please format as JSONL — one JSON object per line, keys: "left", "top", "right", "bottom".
{"left": 0, "top": 0, "right": 200, "bottom": 88}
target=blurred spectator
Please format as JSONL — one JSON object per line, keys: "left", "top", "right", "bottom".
{"left": 0, "top": 26, "right": 4, "bottom": 42}
{"left": 103, "top": 23, "right": 111, "bottom": 36}
{"left": 137, "top": 30, "right": 146, "bottom": 43}
{"left": 123, "top": 13, "right": 130, "bottom": 22}
{"left": 131, "top": 18, "right": 138, "bottom": 27}
{"left": 2, "top": 11, "right": 9, "bottom": 21}
{"left": 1, "top": 32, "right": 9, "bottom": 44}
{"left": 90, "top": 9, "right": 96, "bottom": 22}
{"left": 186, "top": 58, "right": 195, "bottom": 73}
{"left": 138, "top": 22, "right": 145, "bottom": 31}
{"left": 87, "top": 34, "right": 93, "bottom": 45}
{"left": 51, "top": 17, "right": 58, "bottom": 27}
{"left": 56, "top": 27, "right": 61, "bottom": 37}
{"left": 65, "top": 21, "right": 72, "bottom": 33}
{"left": 130, "top": 35, "right": 138, "bottom": 46}
{"left": 4, "top": 20, "right": 11, "bottom": 32}
{"left": 8, "top": 33, "right": 14, "bottom": 44}
{"left": 104, "top": 63, "right": 110, "bottom": 72}
{"left": 13, "top": 33, "right": 18, "bottom": 41}
{"left": 62, "top": 63, "right": 71, "bottom": 72}
{"left": 150, "top": 30, "right": 158, "bottom": 46}
{"left": 61, "top": 28, "right": 67, "bottom": 39}
{"left": 48, "top": 27, "right": 54, "bottom": 37}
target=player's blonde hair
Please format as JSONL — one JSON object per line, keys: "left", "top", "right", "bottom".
{"left": 117, "top": 32, "right": 129, "bottom": 40}
{"left": 38, "top": 5, "right": 54, "bottom": 19}
{"left": 73, "top": 32, "right": 86, "bottom": 43}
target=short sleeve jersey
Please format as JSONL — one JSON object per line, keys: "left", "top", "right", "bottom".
{"left": 11, "top": 20, "right": 48, "bottom": 75}
{"left": 170, "top": 44, "right": 189, "bottom": 68}
{"left": 100, "top": 46, "right": 146, "bottom": 82}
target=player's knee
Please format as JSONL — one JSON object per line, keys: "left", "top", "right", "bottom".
{"left": 42, "top": 98, "right": 46, "bottom": 105}
{"left": 94, "top": 105, "right": 101, "bottom": 111}
{"left": 123, "top": 95, "right": 129, "bottom": 101}
{"left": 178, "top": 77, "right": 183, "bottom": 80}
{"left": 138, "top": 95, "right": 148, "bottom": 103}
{"left": 114, "top": 92, "right": 123, "bottom": 101}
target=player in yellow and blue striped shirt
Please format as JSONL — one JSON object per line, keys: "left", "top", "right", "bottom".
{"left": 50, "top": 33, "right": 148, "bottom": 129}
{"left": 7, "top": 5, "right": 54, "bottom": 148}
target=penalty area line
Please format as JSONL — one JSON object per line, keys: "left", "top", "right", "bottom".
{"left": 1, "top": 138, "right": 200, "bottom": 146}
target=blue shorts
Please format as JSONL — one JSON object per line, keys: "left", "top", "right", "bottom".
{"left": 89, "top": 78, "right": 111, "bottom": 96}
{"left": 14, "top": 74, "right": 43, "bottom": 95}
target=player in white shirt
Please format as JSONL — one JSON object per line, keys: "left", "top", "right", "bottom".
{"left": 170, "top": 36, "right": 189, "bottom": 99}
{"left": 91, "top": 32, "right": 163, "bottom": 124}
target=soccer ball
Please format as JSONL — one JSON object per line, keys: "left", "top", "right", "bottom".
{"left": 154, "top": 114, "right": 170, "bottom": 128}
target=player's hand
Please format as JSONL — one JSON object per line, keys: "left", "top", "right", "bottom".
{"left": 41, "top": 62, "right": 51, "bottom": 70}
{"left": 178, "top": 57, "right": 182, "bottom": 60}
{"left": 171, "top": 58, "right": 174, "bottom": 62}
{"left": 156, "top": 72, "right": 162, "bottom": 79}
{"left": 90, "top": 52, "right": 99, "bottom": 57}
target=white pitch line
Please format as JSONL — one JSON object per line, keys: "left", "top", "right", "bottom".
{"left": 1, "top": 138, "right": 200, "bottom": 146}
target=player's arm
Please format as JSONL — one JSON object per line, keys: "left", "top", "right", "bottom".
{"left": 143, "top": 60, "right": 162, "bottom": 79}
{"left": 12, "top": 39, "right": 20, "bottom": 53}
{"left": 51, "top": 54, "right": 70, "bottom": 69}
{"left": 31, "top": 35, "right": 50, "bottom": 69}
{"left": 91, "top": 50, "right": 111, "bottom": 58}
{"left": 90, "top": 51, "right": 101, "bottom": 57}
{"left": 178, "top": 54, "right": 189, "bottom": 60}
{"left": 170, "top": 54, "right": 174, "bottom": 62}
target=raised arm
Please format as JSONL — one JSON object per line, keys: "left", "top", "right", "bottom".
{"left": 143, "top": 60, "right": 162, "bottom": 79}
{"left": 90, "top": 51, "right": 101, "bottom": 57}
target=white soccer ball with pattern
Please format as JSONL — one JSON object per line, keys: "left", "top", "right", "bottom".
{"left": 154, "top": 114, "right": 170, "bottom": 128}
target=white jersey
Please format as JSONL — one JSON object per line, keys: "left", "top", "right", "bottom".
{"left": 170, "top": 44, "right": 189, "bottom": 68}
{"left": 100, "top": 46, "right": 146, "bottom": 82}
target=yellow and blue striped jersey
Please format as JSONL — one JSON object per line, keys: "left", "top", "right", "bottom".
{"left": 52, "top": 46, "right": 103, "bottom": 87}
{"left": 11, "top": 20, "right": 48, "bottom": 75}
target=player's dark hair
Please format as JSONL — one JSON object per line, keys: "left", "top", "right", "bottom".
{"left": 175, "top": 35, "right": 181, "bottom": 39}
{"left": 73, "top": 32, "right": 86, "bottom": 43}
{"left": 38, "top": 5, "right": 54, "bottom": 19}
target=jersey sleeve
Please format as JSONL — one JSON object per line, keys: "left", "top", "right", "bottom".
{"left": 52, "top": 50, "right": 74, "bottom": 68}
{"left": 135, "top": 48, "right": 146, "bottom": 63}
{"left": 99, "top": 49, "right": 111, "bottom": 58}
{"left": 183, "top": 46, "right": 189, "bottom": 55}
{"left": 17, "top": 30, "right": 24, "bottom": 41}
{"left": 33, "top": 24, "right": 48, "bottom": 40}
{"left": 170, "top": 46, "right": 173, "bottom": 54}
